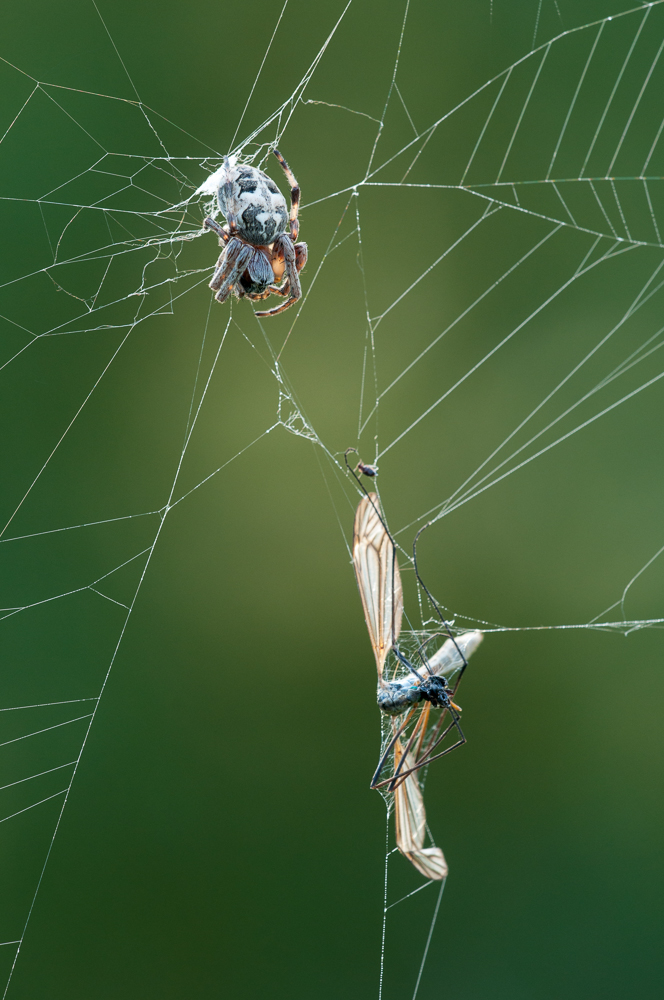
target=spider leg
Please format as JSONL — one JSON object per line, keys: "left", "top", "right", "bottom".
{"left": 243, "top": 279, "right": 289, "bottom": 301}
{"left": 203, "top": 217, "right": 230, "bottom": 243}
{"left": 254, "top": 297, "right": 299, "bottom": 318}
{"left": 294, "top": 242, "right": 307, "bottom": 271}
{"left": 267, "top": 241, "right": 308, "bottom": 297}
{"left": 210, "top": 239, "right": 253, "bottom": 303}
{"left": 209, "top": 252, "right": 229, "bottom": 290}
{"left": 272, "top": 149, "right": 301, "bottom": 241}
{"left": 282, "top": 242, "right": 308, "bottom": 287}
{"left": 266, "top": 284, "right": 291, "bottom": 299}
{"left": 254, "top": 238, "right": 308, "bottom": 317}
{"left": 209, "top": 237, "right": 246, "bottom": 290}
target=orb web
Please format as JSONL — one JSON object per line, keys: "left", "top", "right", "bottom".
{"left": 0, "top": 1, "right": 663, "bottom": 996}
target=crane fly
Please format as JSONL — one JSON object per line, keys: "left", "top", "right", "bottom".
{"left": 352, "top": 492, "right": 483, "bottom": 880}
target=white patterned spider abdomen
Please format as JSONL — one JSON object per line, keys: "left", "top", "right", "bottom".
{"left": 203, "top": 148, "right": 307, "bottom": 317}
{"left": 217, "top": 156, "right": 288, "bottom": 246}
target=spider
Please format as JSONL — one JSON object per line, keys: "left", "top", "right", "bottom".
{"left": 203, "top": 149, "right": 307, "bottom": 318}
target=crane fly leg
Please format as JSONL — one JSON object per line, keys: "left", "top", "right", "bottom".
{"left": 369, "top": 708, "right": 415, "bottom": 789}
{"left": 387, "top": 705, "right": 431, "bottom": 792}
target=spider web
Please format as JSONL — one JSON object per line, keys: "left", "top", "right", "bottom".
{"left": 0, "top": 0, "right": 663, "bottom": 996}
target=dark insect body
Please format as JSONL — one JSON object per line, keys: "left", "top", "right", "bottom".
{"left": 344, "top": 447, "right": 378, "bottom": 479}
{"left": 377, "top": 668, "right": 454, "bottom": 716}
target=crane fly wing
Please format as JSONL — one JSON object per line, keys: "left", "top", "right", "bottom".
{"left": 393, "top": 737, "right": 448, "bottom": 881}
{"left": 423, "top": 630, "right": 484, "bottom": 683}
{"left": 352, "top": 494, "right": 403, "bottom": 678}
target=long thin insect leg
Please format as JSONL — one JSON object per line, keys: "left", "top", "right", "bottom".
{"left": 415, "top": 631, "right": 446, "bottom": 669}
{"left": 389, "top": 736, "right": 467, "bottom": 787}
{"left": 415, "top": 705, "right": 451, "bottom": 758}
{"left": 418, "top": 717, "right": 463, "bottom": 765}
{"left": 370, "top": 710, "right": 414, "bottom": 788}
{"left": 412, "top": 702, "right": 431, "bottom": 759}
{"left": 375, "top": 734, "right": 467, "bottom": 791}
{"left": 387, "top": 709, "right": 430, "bottom": 792}
{"left": 373, "top": 705, "right": 466, "bottom": 792}
{"left": 393, "top": 646, "right": 425, "bottom": 682}
{"left": 345, "top": 451, "right": 388, "bottom": 529}
{"left": 449, "top": 666, "right": 466, "bottom": 699}
{"left": 414, "top": 698, "right": 465, "bottom": 765}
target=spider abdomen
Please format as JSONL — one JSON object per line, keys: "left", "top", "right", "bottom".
{"left": 217, "top": 157, "right": 288, "bottom": 246}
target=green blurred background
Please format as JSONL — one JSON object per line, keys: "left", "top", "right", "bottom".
{"left": 0, "top": 1, "right": 663, "bottom": 997}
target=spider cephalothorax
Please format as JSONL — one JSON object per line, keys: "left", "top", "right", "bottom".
{"left": 203, "top": 149, "right": 307, "bottom": 318}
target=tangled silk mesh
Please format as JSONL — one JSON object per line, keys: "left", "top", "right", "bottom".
{"left": 1, "top": 1, "right": 664, "bottom": 997}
